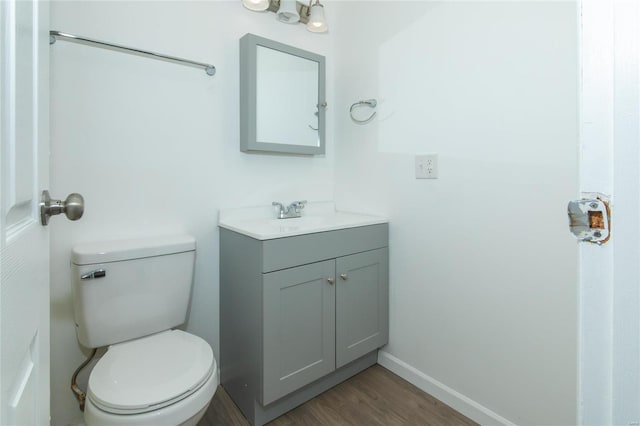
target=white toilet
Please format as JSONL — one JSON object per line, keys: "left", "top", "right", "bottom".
{"left": 70, "top": 235, "right": 217, "bottom": 426}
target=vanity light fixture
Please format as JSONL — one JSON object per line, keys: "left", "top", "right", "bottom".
{"left": 242, "top": 0, "right": 329, "bottom": 33}
{"left": 306, "top": 0, "right": 328, "bottom": 33}
{"left": 277, "top": 0, "right": 300, "bottom": 24}
{"left": 242, "top": 0, "right": 270, "bottom": 12}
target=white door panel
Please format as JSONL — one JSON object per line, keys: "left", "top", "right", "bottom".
{"left": 0, "top": 0, "right": 50, "bottom": 424}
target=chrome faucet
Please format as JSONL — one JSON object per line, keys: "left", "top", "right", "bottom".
{"left": 272, "top": 200, "right": 307, "bottom": 219}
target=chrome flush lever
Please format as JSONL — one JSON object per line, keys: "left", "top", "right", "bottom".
{"left": 81, "top": 269, "right": 106, "bottom": 280}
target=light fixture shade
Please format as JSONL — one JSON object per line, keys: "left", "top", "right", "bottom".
{"left": 277, "top": 0, "right": 300, "bottom": 24}
{"left": 242, "top": 0, "right": 269, "bottom": 12}
{"left": 306, "top": 2, "right": 328, "bottom": 33}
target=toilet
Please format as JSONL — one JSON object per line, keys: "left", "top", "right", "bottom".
{"left": 70, "top": 235, "right": 217, "bottom": 426}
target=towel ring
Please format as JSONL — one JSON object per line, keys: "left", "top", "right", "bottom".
{"left": 350, "top": 99, "right": 377, "bottom": 124}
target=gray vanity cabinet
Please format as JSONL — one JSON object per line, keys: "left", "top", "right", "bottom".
{"left": 335, "top": 249, "right": 389, "bottom": 368}
{"left": 220, "top": 224, "right": 388, "bottom": 425}
{"left": 263, "top": 260, "right": 336, "bottom": 404}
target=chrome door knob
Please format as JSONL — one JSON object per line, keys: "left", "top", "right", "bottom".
{"left": 40, "top": 190, "right": 85, "bottom": 225}
{"left": 64, "top": 193, "right": 84, "bottom": 220}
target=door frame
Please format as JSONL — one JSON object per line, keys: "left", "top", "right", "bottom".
{"left": 579, "top": 0, "right": 640, "bottom": 423}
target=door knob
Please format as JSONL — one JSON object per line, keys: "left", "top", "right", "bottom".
{"left": 340, "top": 273, "right": 348, "bottom": 280}
{"left": 327, "top": 277, "right": 335, "bottom": 285}
{"left": 40, "top": 190, "right": 85, "bottom": 226}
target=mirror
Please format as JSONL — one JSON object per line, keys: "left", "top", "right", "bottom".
{"left": 240, "top": 34, "right": 326, "bottom": 155}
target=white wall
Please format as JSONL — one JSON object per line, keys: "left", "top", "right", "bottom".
{"left": 49, "top": 2, "right": 336, "bottom": 424}
{"left": 332, "top": 2, "right": 579, "bottom": 425}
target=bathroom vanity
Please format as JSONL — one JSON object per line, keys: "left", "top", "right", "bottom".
{"left": 219, "top": 204, "right": 388, "bottom": 425}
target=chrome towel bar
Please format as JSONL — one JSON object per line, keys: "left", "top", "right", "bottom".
{"left": 49, "top": 31, "right": 216, "bottom": 76}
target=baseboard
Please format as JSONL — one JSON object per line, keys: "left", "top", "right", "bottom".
{"left": 377, "top": 350, "right": 515, "bottom": 426}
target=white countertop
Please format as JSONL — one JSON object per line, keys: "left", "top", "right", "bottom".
{"left": 218, "top": 202, "right": 388, "bottom": 240}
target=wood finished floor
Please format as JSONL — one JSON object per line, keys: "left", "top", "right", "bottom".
{"left": 199, "top": 365, "right": 477, "bottom": 426}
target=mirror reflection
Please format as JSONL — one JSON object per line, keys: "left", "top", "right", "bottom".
{"left": 256, "top": 46, "right": 319, "bottom": 147}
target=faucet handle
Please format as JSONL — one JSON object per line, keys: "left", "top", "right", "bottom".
{"left": 290, "top": 200, "right": 307, "bottom": 212}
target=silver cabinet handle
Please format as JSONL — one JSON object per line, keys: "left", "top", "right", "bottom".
{"left": 40, "top": 190, "right": 84, "bottom": 226}
{"left": 340, "top": 273, "right": 348, "bottom": 280}
{"left": 327, "top": 277, "right": 335, "bottom": 285}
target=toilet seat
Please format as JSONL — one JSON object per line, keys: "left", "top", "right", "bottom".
{"left": 87, "top": 330, "right": 214, "bottom": 415}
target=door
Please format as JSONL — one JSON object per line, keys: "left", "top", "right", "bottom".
{"left": 335, "top": 248, "right": 388, "bottom": 368}
{"left": 0, "top": 0, "right": 50, "bottom": 425}
{"left": 262, "top": 260, "right": 335, "bottom": 405}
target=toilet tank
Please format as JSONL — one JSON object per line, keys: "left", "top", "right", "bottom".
{"left": 71, "top": 235, "right": 196, "bottom": 348}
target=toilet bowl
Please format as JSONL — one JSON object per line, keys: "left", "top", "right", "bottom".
{"left": 84, "top": 330, "right": 217, "bottom": 426}
{"left": 71, "top": 235, "right": 217, "bottom": 426}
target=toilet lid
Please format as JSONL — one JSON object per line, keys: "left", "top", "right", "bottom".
{"left": 87, "top": 330, "right": 214, "bottom": 414}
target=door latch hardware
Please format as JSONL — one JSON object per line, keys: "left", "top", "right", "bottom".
{"left": 567, "top": 194, "right": 611, "bottom": 245}
{"left": 40, "top": 190, "right": 85, "bottom": 226}
{"left": 81, "top": 269, "right": 106, "bottom": 280}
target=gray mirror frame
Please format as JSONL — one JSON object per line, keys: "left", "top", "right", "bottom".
{"left": 240, "top": 33, "right": 326, "bottom": 155}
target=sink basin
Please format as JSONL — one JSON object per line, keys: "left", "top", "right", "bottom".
{"left": 218, "top": 203, "right": 388, "bottom": 240}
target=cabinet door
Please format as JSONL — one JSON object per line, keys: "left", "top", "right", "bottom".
{"left": 262, "top": 260, "right": 336, "bottom": 405}
{"left": 336, "top": 248, "right": 389, "bottom": 368}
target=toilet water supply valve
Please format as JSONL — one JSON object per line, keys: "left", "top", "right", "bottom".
{"left": 71, "top": 348, "right": 97, "bottom": 412}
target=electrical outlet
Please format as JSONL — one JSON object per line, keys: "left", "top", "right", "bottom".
{"left": 415, "top": 154, "right": 438, "bottom": 179}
